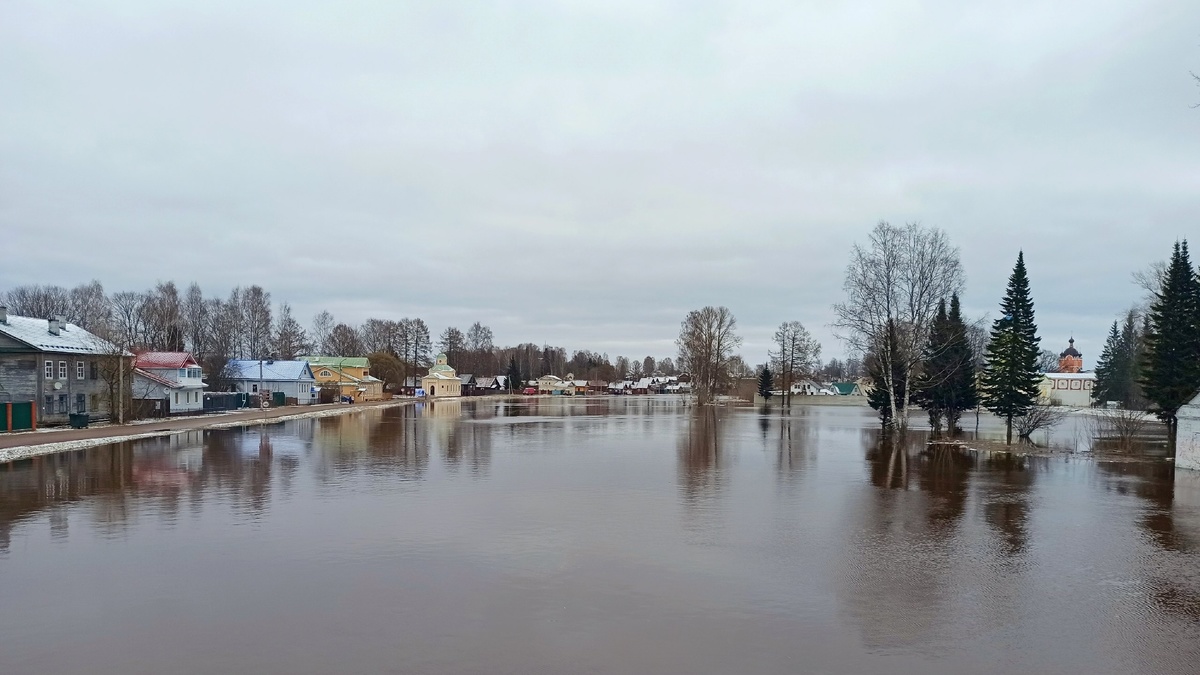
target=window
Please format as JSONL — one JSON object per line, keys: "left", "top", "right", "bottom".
{"left": 90, "top": 394, "right": 99, "bottom": 411}
{"left": 252, "top": 384, "right": 258, "bottom": 393}
{"left": 76, "top": 361, "right": 85, "bottom": 380}
{"left": 90, "top": 362, "right": 98, "bottom": 380}
{"left": 45, "top": 360, "right": 53, "bottom": 378}
{"left": 320, "top": 369, "right": 332, "bottom": 378}
{"left": 57, "top": 394, "right": 68, "bottom": 414}
{"left": 44, "top": 395, "right": 53, "bottom": 414}
{"left": 58, "top": 361, "right": 67, "bottom": 379}
{"left": 300, "top": 383, "right": 308, "bottom": 395}
{"left": 174, "top": 392, "right": 179, "bottom": 405}
{"left": 180, "top": 368, "right": 187, "bottom": 379}
{"left": 76, "top": 393, "right": 86, "bottom": 413}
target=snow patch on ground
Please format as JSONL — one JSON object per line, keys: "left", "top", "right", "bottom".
{"left": 0, "top": 401, "right": 415, "bottom": 463}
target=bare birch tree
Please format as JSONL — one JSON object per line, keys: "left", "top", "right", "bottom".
{"left": 676, "top": 306, "right": 742, "bottom": 404}
{"left": 833, "top": 222, "right": 964, "bottom": 431}
{"left": 772, "top": 320, "right": 821, "bottom": 406}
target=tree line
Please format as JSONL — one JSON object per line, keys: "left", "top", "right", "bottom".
{"left": 0, "top": 281, "right": 685, "bottom": 393}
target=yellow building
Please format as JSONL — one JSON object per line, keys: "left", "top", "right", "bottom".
{"left": 301, "top": 356, "right": 385, "bottom": 401}
{"left": 421, "top": 353, "right": 462, "bottom": 398}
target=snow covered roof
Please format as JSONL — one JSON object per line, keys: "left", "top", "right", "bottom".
{"left": 226, "top": 360, "right": 315, "bottom": 381}
{"left": 135, "top": 351, "right": 198, "bottom": 369}
{"left": 0, "top": 313, "right": 122, "bottom": 355}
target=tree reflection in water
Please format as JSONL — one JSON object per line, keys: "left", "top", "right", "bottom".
{"left": 677, "top": 408, "right": 725, "bottom": 506}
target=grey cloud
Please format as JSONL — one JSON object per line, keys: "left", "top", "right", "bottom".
{"left": 2, "top": 0, "right": 1198, "bottom": 364}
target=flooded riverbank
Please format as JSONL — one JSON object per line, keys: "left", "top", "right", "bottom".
{"left": 2, "top": 398, "right": 1197, "bottom": 674}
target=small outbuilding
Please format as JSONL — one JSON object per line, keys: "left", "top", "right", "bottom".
{"left": 1177, "top": 390, "right": 1200, "bottom": 471}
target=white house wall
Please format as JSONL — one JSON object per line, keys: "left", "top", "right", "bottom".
{"left": 1177, "top": 400, "right": 1200, "bottom": 471}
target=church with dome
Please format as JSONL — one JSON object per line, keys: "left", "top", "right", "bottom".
{"left": 1039, "top": 338, "right": 1095, "bottom": 407}
{"left": 421, "top": 353, "right": 462, "bottom": 398}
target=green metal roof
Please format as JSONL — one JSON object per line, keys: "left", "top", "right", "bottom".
{"left": 831, "top": 382, "right": 859, "bottom": 395}
{"left": 300, "top": 356, "right": 370, "bottom": 369}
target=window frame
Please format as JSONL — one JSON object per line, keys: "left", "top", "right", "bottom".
{"left": 58, "top": 361, "right": 67, "bottom": 380}
{"left": 76, "top": 361, "right": 85, "bottom": 380}
{"left": 45, "top": 360, "right": 53, "bottom": 378}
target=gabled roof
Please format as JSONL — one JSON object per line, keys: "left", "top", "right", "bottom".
{"left": 0, "top": 314, "right": 123, "bottom": 355}
{"left": 476, "top": 376, "right": 497, "bottom": 388}
{"left": 134, "top": 368, "right": 180, "bottom": 389}
{"left": 831, "top": 382, "right": 860, "bottom": 395}
{"left": 300, "top": 356, "right": 370, "bottom": 369}
{"left": 136, "top": 351, "right": 199, "bottom": 369}
{"left": 226, "top": 360, "right": 315, "bottom": 381}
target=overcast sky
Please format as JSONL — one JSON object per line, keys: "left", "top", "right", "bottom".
{"left": 2, "top": 0, "right": 1198, "bottom": 365}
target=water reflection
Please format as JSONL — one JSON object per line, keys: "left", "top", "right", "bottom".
{"left": 677, "top": 409, "right": 726, "bottom": 504}
{"left": 1, "top": 399, "right": 1199, "bottom": 675}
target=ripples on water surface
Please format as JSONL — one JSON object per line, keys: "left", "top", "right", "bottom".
{"left": 1, "top": 398, "right": 1198, "bottom": 674}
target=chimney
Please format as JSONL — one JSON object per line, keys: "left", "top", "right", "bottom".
{"left": 0, "top": 305, "right": 7, "bottom": 324}
{"left": 55, "top": 314, "right": 67, "bottom": 331}
{"left": 48, "top": 318, "right": 60, "bottom": 336}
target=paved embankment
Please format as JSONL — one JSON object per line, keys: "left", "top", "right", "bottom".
{"left": 0, "top": 398, "right": 418, "bottom": 463}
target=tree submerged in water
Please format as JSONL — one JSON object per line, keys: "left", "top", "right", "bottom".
{"left": 912, "top": 293, "right": 977, "bottom": 435}
{"left": 757, "top": 366, "right": 774, "bottom": 400}
{"left": 980, "top": 252, "right": 1043, "bottom": 445}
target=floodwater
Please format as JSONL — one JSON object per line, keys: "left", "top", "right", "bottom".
{"left": 1, "top": 398, "right": 1198, "bottom": 675}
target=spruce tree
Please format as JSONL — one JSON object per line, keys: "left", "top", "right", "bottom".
{"left": 1141, "top": 240, "right": 1200, "bottom": 435}
{"left": 944, "top": 293, "right": 978, "bottom": 431}
{"left": 913, "top": 299, "right": 951, "bottom": 433}
{"left": 981, "top": 252, "right": 1042, "bottom": 444}
{"left": 758, "top": 366, "right": 774, "bottom": 400}
{"left": 506, "top": 356, "right": 523, "bottom": 393}
{"left": 1093, "top": 320, "right": 1124, "bottom": 406}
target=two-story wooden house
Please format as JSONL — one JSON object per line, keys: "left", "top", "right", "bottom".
{"left": 300, "top": 356, "right": 384, "bottom": 401}
{"left": 132, "top": 352, "right": 208, "bottom": 414}
{"left": 0, "top": 307, "right": 132, "bottom": 426}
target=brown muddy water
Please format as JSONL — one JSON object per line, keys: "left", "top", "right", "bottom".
{"left": 1, "top": 398, "right": 1198, "bottom": 675}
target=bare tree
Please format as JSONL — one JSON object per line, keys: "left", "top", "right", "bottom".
{"left": 615, "top": 356, "right": 630, "bottom": 380}
{"left": 327, "top": 323, "right": 363, "bottom": 356}
{"left": 273, "top": 302, "right": 309, "bottom": 359}
{"left": 1014, "top": 404, "right": 1068, "bottom": 441}
{"left": 1037, "top": 349, "right": 1060, "bottom": 374}
{"left": 438, "top": 326, "right": 466, "bottom": 367}
{"left": 311, "top": 310, "right": 335, "bottom": 354}
{"left": 833, "top": 222, "right": 964, "bottom": 431}
{"left": 68, "top": 280, "right": 109, "bottom": 330}
{"left": 0, "top": 284, "right": 71, "bottom": 319}
{"left": 1087, "top": 408, "right": 1152, "bottom": 454}
{"left": 676, "top": 306, "right": 742, "bottom": 405}
{"left": 659, "top": 357, "right": 676, "bottom": 376}
{"left": 1132, "top": 260, "right": 1167, "bottom": 300}
{"left": 240, "top": 285, "right": 273, "bottom": 358}
{"left": 181, "top": 283, "right": 208, "bottom": 357}
{"left": 771, "top": 320, "right": 821, "bottom": 406}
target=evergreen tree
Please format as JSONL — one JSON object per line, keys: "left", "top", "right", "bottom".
{"left": 505, "top": 356, "right": 523, "bottom": 393}
{"left": 866, "top": 320, "right": 907, "bottom": 428}
{"left": 913, "top": 293, "right": 978, "bottom": 435}
{"left": 912, "top": 299, "right": 951, "bottom": 433}
{"left": 757, "top": 366, "right": 774, "bottom": 400}
{"left": 1141, "top": 240, "right": 1200, "bottom": 435}
{"left": 981, "top": 252, "right": 1042, "bottom": 444}
{"left": 1093, "top": 320, "right": 1124, "bottom": 406}
{"left": 943, "top": 294, "right": 978, "bottom": 431}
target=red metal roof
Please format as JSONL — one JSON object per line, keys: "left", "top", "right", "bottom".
{"left": 135, "top": 351, "right": 199, "bottom": 369}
